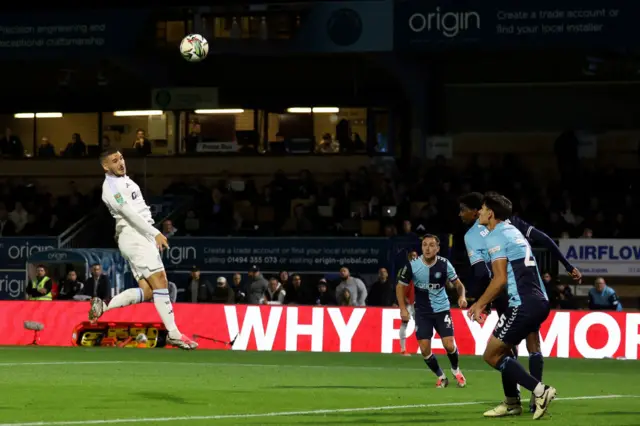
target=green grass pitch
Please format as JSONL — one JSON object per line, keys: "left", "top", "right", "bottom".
{"left": 0, "top": 347, "right": 638, "bottom": 425}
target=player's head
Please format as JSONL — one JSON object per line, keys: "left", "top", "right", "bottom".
{"left": 421, "top": 234, "right": 440, "bottom": 261}
{"left": 408, "top": 250, "right": 418, "bottom": 261}
{"left": 100, "top": 147, "right": 126, "bottom": 176}
{"left": 479, "top": 192, "right": 512, "bottom": 226}
{"left": 458, "top": 192, "right": 484, "bottom": 224}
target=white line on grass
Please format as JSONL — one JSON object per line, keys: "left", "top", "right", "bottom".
{"left": 0, "top": 395, "right": 635, "bottom": 426}
{"left": 0, "top": 360, "right": 629, "bottom": 376}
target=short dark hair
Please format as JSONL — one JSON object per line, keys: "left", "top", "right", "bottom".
{"left": 100, "top": 147, "right": 120, "bottom": 163}
{"left": 459, "top": 192, "right": 484, "bottom": 210}
{"left": 422, "top": 234, "right": 440, "bottom": 245}
{"left": 483, "top": 192, "right": 512, "bottom": 220}
{"left": 36, "top": 264, "right": 46, "bottom": 270}
{"left": 90, "top": 263, "right": 101, "bottom": 268}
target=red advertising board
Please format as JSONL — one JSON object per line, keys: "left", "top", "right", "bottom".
{"left": 0, "top": 301, "right": 638, "bottom": 359}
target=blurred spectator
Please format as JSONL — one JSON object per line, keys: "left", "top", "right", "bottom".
{"left": 367, "top": 267, "right": 396, "bottom": 307}
{"left": 133, "top": 129, "right": 152, "bottom": 156}
{"left": 212, "top": 277, "right": 235, "bottom": 304}
{"left": 588, "top": 277, "right": 622, "bottom": 311}
{"left": 0, "top": 127, "right": 24, "bottom": 157}
{"left": 38, "top": 137, "right": 56, "bottom": 158}
{"left": 162, "top": 220, "right": 178, "bottom": 237}
{"left": 184, "top": 266, "right": 214, "bottom": 303}
{"left": 338, "top": 288, "right": 352, "bottom": 306}
{"left": 183, "top": 210, "right": 200, "bottom": 235}
{"left": 232, "top": 273, "right": 247, "bottom": 302}
{"left": 315, "top": 278, "right": 336, "bottom": 306}
{"left": 279, "top": 271, "right": 290, "bottom": 288}
{"left": 281, "top": 203, "right": 314, "bottom": 234}
{"left": 284, "top": 274, "right": 311, "bottom": 305}
{"left": 62, "top": 133, "right": 87, "bottom": 157}
{"left": 557, "top": 282, "right": 575, "bottom": 310}
{"left": 20, "top": 212, "right": 42, "bottom": 235}
{"left": 261, "top": 277, "right": 286, "bottom": 305}
{"left": 335, "top": 267, "right": 367, "bottom": 306}
{"left": 247, "top": 265, "right": 268, "bottom": 304}
{"left": 541, "top": 272, "right": 559, "bottom": 307}
{"left": 57, "top": 270, "right": 84, "bottom": 300}
{"left": 82, "top": 263, "right": 110, "bottom": 301}
{"left": 26, "top": 265, "right": 52, "bottom": 301}
{"left": 0, "top": 206, "right": 16, "bottom": 236}
{"left": 9, "top": 201, "right": 27, "bottom": 233}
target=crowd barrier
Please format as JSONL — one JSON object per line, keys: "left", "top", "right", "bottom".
{"left": 1, "top": 302, "right": 638, "bottom": 360}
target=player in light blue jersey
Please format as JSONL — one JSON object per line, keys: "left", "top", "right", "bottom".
{"left": 396, "top": 235, "right": 468, "bottom": 388}
{"left": 460, "top": 191, "right": 580, "bottom": 414}
{"left": 467, "top": 193, "right": 556, "bottom": 421}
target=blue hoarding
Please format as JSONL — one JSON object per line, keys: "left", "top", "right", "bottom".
{"left": 0, "top": 269, "right": 26, "bottom": 300}
{"left": 0, "top": 237, "right": 58, "bottom": 269}
{"left": 394, "top": 0, "right": 636, "bottom": 50}
{"left": 0, "top": 10, "right": 150, "bottom": 58}
{"left": 161, "top": 237, "right": 409, "bottom": 274}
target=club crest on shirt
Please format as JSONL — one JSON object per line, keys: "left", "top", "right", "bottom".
{"left": 435, "top": 272, "right": 442, "bottom": 279}
{"left": 114, "top": 193, "right": 124, "bottom": 205}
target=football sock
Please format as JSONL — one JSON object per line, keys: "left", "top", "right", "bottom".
{"left": 153, "top": 289, "right": 180, "bottom": 337}
{"left": 446, "top": 347, "right": 460, "bottom": 371}
{"left": 529, "top": 352, "right": 544, "bottom": 381}
{"left": 497, "top": 356, "right": 540, "bottom": 393}
{"left": 424, "top": 354, "right": 445, "bottom": 378}
{"left": 105, "top": 288, "right": 143, "bottom": 312}
{"left": 502, "top": 368, "right": 521, "bottom": 399}
{"left": 399, "top": 322, "right": 408, "bottom": 352}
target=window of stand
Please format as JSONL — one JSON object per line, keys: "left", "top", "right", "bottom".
{"left": 267, "top": 108, "right": 368, "bottom": 154}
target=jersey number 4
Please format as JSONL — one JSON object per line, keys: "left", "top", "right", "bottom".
{"left": 524, "top": 245, "right": 536, "bottom": 267}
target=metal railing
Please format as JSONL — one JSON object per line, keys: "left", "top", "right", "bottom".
{"left": 57, "top": 209, "right": 104, "bottom": 249}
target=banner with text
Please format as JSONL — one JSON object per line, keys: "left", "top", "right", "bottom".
{"left": 0, "top": 237, "right": 57, "bottom": 270}
{"left": 0, "top": 11, "right": 151, "bottom": 58}
{"left": 0, "top": 302, "right": 637, "bottom": 359}
{"left": 559, "top": 238, "right": 640, "bottom": 276}
{"left": 394, "top": 0, "right": 637, "bottom": 50}
{"left": 0, "top": 269, "right": 26, "bottom": 300}
{"left": 161, "top": 237, "right": 394, "bottom": 274}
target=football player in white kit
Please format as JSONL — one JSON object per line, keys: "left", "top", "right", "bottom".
{"left": 90, "top": 147, "right": 197, "bottom": 350}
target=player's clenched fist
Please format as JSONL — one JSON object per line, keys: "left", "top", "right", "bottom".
{"left": 155, "top": 233, "right": 169, "bottom": 251}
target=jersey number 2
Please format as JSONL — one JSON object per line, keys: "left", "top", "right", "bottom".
{"left": 524, "top": 245, "right": 536, "bottom": 267}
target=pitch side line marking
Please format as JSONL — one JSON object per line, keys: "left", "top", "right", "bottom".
{"left": 0, "top": 395, "right": 635, "bottom": 426}
{"left": 0, "top": 360, "right": 631, "bottom": 376}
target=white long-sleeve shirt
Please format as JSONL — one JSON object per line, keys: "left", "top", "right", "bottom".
{"left": 102, "top": 174, "right": 160, "bottom": 238}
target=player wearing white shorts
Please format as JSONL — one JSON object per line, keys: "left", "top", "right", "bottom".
{"left": 89, "top": 147, "right": 197, "bottom": 350}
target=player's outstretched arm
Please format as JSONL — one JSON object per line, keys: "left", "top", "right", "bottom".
{"left": 512, "top": 217, "right": 576, "bottom": 274}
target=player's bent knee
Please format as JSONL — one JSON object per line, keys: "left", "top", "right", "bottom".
{"left": 145, "top": 270, "right": 168, "bottom": 290}
{"left": 418, "top": 340, "right": 432, "bottom": 357}
{"left": 442, "top": 337, "right": 456, "bottom": 353}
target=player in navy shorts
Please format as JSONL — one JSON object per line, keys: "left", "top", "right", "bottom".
{"left": 459, "top": 191, "right": 580, "bottom": 413}
{"left": 467, "top": 193, "right": 557, "bottom": 420}
{"left": 396, "top": 234, "right": 468, "bottom": 388}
